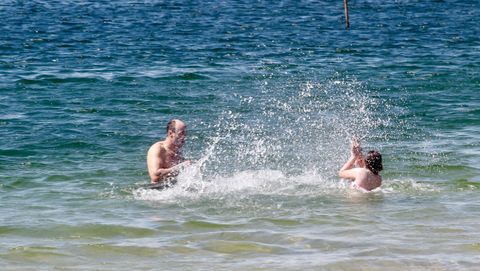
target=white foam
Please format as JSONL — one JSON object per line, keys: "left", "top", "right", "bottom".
{"left": 0, "top": 113, "right": 25, "bottom": 120}
{"left": 134, "top": 168, "right": 360, "bottom": 202}
{"left": 381, "top": 178, "right": 440, "bottom": 194}
{"left": 133, "top": 170, "right": 441, "bottom": 203}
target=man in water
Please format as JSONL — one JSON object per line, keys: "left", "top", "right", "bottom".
{"left": 147, "top": 119, "right": 191, "bottom": 188}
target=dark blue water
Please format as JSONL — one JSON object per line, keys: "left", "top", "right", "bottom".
{"left": 1, "top": 1, "right": 479, "bottom": 269}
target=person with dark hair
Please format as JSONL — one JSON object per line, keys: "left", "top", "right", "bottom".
{"left": 339, "top": 138, "right": 383, "bottom": 191}
{"left": 146, "top": 119, "right": 191, "bottom": 188}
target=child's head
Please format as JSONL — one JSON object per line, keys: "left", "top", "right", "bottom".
{"left": 365, "top": 150, "right": 383, "bottom": 175}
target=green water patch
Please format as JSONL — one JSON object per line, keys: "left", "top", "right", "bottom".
{"left": 80, "top": 243, "right": 167, "bottom": 257}
{"left": 165, "top": 245, "right": 198, "bottom": 254}
{"left": 200, "top": 240, "right": 284, "bottom": 254}
{"left": 0, "top": 226, "right": 16, "bottom": 235}
{"left": 62, "top": 224, "right": 157, "bottom": 239}
{"left": 4, "top": 224, "right": 157, "bottom": 240}
{"left": 462, "top": 243, "right": 480, "bottom": 252}
{"left": 182, "top": 220, "right": 236, "bottom": 230}
{"left": 2, "top": 177, "right": 44, "bottom": 190}
{"left": 411, "top": 164, "right": 474, "bottom": 172}
{"left": 4, "top": 245, "right": 70, "bottom": 263}
{"left": 252, "top": 217, "right": 302, "bottom": 227}
{"left": 305, "top": 238, "right": 361, "bottom": 252}
{"left": 451, "top": 179, "right": 480, "bottom": 191}
{"left": 42, "top": 174, "right": 75, "bottom": 182}
{"left": 409, "top": 164, "right": 479, "bottom": 181}
{"left": 322, "top": 259, "right": 452, "bottom": 271}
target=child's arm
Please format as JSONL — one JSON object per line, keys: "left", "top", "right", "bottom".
{"left": 352, "top": 137, "right": 365, "bottom": 168}
{"left": 339, "top": 155, "right": 358, "bottom": 180}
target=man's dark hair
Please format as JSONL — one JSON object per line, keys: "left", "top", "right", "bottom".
{"left": 365, "top": 150, "right": 383, "bottom": 175}
{"left": 166, "top": 119, "right": 177, "bottom": 134}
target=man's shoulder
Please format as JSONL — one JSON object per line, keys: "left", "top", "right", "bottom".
{"left": 148, "top": 141, "right": 166, "bottom": 153}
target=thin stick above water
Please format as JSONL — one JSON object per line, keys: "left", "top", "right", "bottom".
{"left": 344, "top": 0, "right": 350, "bottom": 29}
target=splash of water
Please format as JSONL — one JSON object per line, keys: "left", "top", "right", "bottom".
{"left": 200, "top": 76, "right": 393, "bottom": 178}
{"left": 134, "top": 76, "right": 428, "bottom": 202}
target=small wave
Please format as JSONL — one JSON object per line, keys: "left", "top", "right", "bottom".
{"left": 52, "top": 140, "right": 100, "bottom": 149}
{"left": 201, "top": 240, "right": 283, "bottom": 254}
{"left": 0, "top": 148, "right": 37, "bottom": 157}
{"left": 381, "top": 179, "right": 440, "bottom": 194}
{"left": 335, "top": 47, "right": 362, "bottom": 54}
{"left": 151, "top": 72, "right": 211, "bottom": 81}
{"left": 7, "top": 245, "right": 69, "bottom": 260}
{"left": 108, "top": 73, "right": 213, "bottom": 84}
{"left": 17, "top": 74, "right": 103, "bottom": 85}
{"left": 449, "top": 179, "right": 480, "bottom": 191}
{"left": 0, "top": 113, "right": 26, "bottom": 120}
{"left": 0, "top": 224, "right": 156, "bottom": 239}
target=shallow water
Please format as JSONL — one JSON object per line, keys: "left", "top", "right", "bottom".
{"left": 1, "top": 0, "right": 480, "bottom": 270}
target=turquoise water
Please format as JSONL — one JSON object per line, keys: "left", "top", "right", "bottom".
{"left": 1, "top": 1, "right": 480, "bottom": 269}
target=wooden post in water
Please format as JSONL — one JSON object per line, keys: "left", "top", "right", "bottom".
{"left": 344, "top": 0, "right": 350, "bottom": 29}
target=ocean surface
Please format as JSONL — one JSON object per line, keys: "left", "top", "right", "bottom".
{"left": 1, "top": 0, "right": 479, "bottom": 270}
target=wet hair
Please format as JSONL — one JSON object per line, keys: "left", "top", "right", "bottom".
{"left": 166, "top": 119, "right": 177, "bottom": 134}
{"left": 365, "top": 150, "right": 383, "bottom": 175}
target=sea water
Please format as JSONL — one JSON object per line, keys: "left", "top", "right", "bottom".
{"left": 1, "top": 1, "right": 479, "bottom": 270}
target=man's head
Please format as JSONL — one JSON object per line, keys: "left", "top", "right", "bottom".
{"left": 365, "top": 150, "right": 383, "bottom": 175}
{"left": 166, "top": 119, "right": 187, "bottom": 148}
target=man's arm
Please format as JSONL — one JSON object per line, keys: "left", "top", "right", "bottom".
{"left": 147, "top": 144, "right": 169, "bottom": 183}
{"left": 154, "top": 160, "right": 191, "bottom": 179}
{"left": 148, "top": 146, "right": 192, "bottom": 183}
